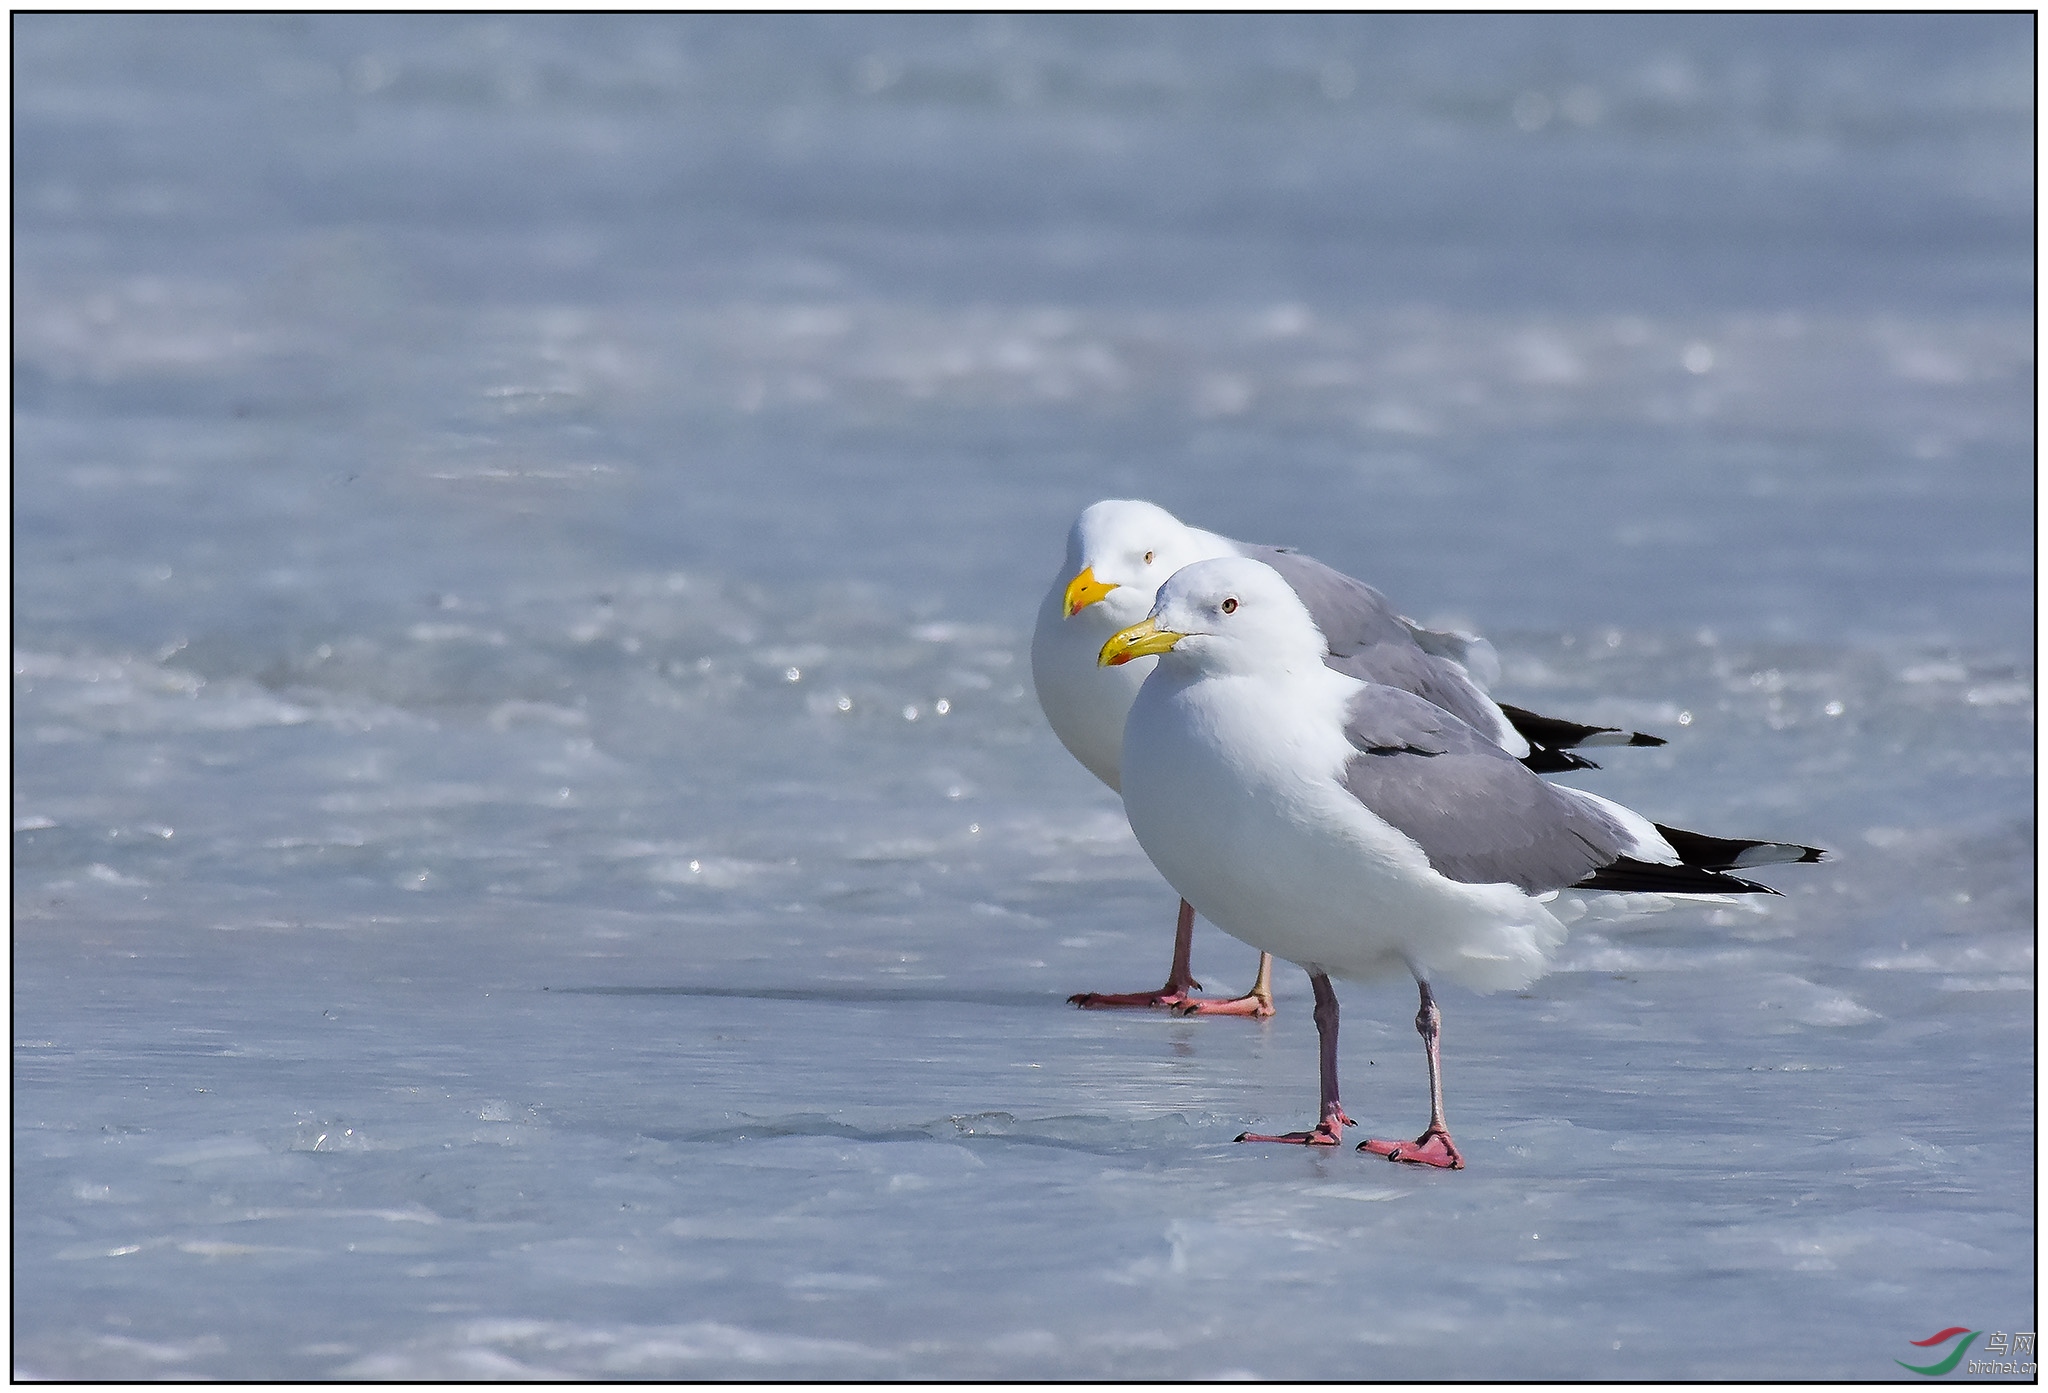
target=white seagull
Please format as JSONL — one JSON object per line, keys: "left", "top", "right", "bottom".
{"left": 1031, "top": 499, "right": 1669, "bottom": 1016}
{"left": 1099, "top": 556, "right": 1823, "bottom": 1164}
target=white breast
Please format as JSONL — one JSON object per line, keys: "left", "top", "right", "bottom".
{"left": 1119, "top": 664, "right": 1568, "bottom": 993}
{"left": 1028, "top": 576, "right": 1154, "bottom": 792}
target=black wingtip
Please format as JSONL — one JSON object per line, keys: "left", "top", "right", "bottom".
{"left": 1573, "top": 859, "right": 1781, "bottom": 896}
{"left": 1651, "top": 823, "right": 1828, "bottom": 872}
{"left": 1498, "top": 703, "right": 1665, "bottom": 756}
{"left": 1520, "top": 746, "right": 1600, "bottom": 774}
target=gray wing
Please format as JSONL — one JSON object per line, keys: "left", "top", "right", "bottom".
{"left": 1408, "top": 626, "right": 1500, "bottom": 693}
{"left": 1237, "top": 545, "right": 1413, "bottom": 649}
{"left": 1338, "top": 685, "right": 1630, "bottom": 893}
{"left": 1324, "top": 640, "right": 1509, "bottom": 741}
{"left": 1243, "top": 545, "right": 1508, "bottom": 739}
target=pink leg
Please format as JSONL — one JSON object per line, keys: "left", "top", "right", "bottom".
{"left": 1069, "top": 900, "right": 1203, "bottom": 1009}
{"left": 1238, "top": 972, "right": 1353, "bottom": 1144}
{"left": 1172, "top": 951, "right": 1276, "bottom": 1018}
{"left": 1068, "top": 901, "right": 1277, "bottom": 1014}
{"left": 1358, "top": 979, "right": 1465, "bottom": 1169}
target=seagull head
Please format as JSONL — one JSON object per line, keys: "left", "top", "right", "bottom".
{"left": 1058, "top": 499, "right": 1223, "bottom": 619}
{"left": 1099, "top": 556, "right": 1326, "bottom": 675}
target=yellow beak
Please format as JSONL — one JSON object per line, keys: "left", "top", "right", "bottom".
{"left": 1099, "top": 616, "right": 1185, "bottom": 667}
{"left": 1063, "top": 566, "right": 1118, "bottom": 617}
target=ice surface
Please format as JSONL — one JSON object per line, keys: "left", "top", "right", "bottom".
{"left": 13, "top": 14, "right": 2033, "bottom": 1381}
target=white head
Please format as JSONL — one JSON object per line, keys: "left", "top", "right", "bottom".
{"left": 1098, "top": 556, "right": 1327, "bottom": 677}
{"left": 1055, "top": 499, "right": 1233, "bottom": 621}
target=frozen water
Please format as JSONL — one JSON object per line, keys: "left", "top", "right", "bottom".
{"left": 13, "top": 14, "right": 2033, "bottom": 1380}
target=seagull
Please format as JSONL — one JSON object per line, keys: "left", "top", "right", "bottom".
{"left": 1098, "top": 556, "right": 1824, "bottom": 1165}
{"left": 1031, "top": 498, "right": 1668, "bottom": 1016}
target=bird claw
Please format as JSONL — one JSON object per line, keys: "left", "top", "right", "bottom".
{"left": 1170, "top": 991, "right": 1275, "bottom": 1017}
{"left": 1236, "top": 1126, "right": 1342, "bottom": 1146}
{"left": 1068, "top": 984, "right": 1200, "bottom": 1010}
{"left": 1358, "top": 1127, "right": 1464, "bottom": 1169}
{"left": 1237, "top": 1108, "right": 1349, "bottom": 1146}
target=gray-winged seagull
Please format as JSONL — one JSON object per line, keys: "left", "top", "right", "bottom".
{"left": 1032, "top": 499, "right": 1699, "bottom": 1016}
{"left": 1098, "top": 556, "right": 1824, "bottom": 1164}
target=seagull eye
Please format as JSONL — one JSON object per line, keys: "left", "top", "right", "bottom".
{"left": 1221, "top": 597, "right": 1238, "bottom": 614}
{"left": 1143, "top": 551, "right": 1155, "bottom": 564}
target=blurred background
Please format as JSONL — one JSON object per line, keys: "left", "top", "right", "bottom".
{"left": 14, "top": 15, "right": 2034, "bottom": 1380}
